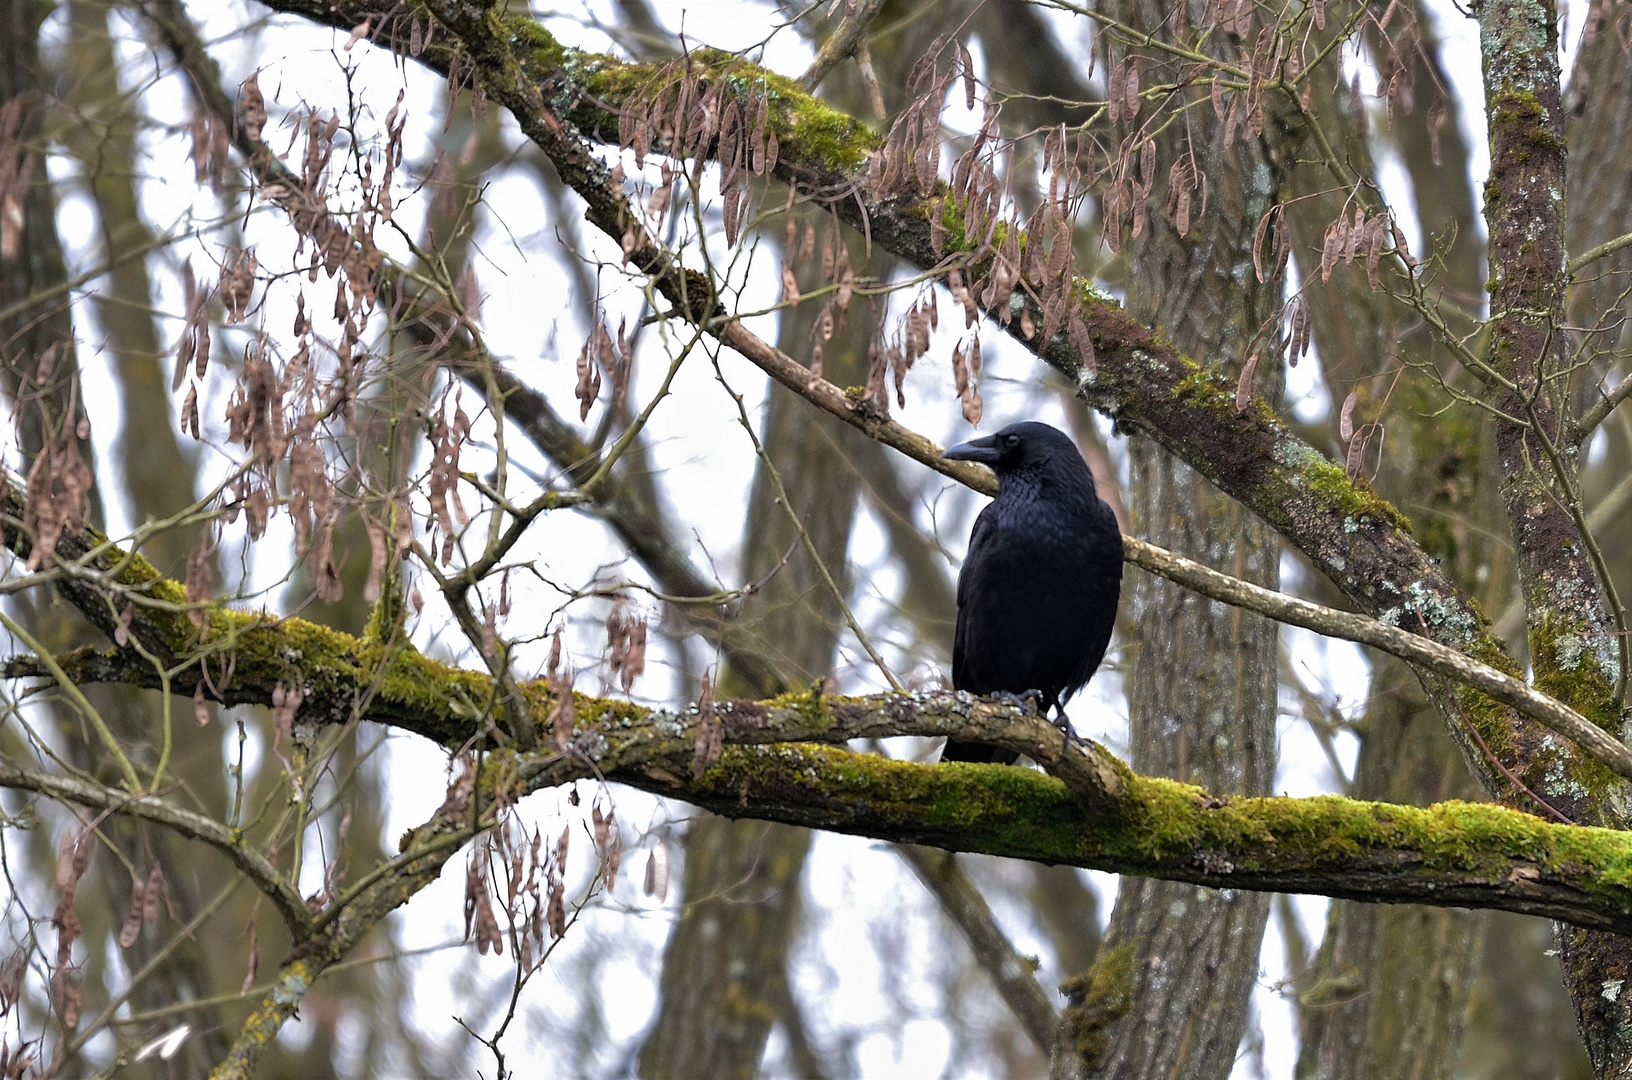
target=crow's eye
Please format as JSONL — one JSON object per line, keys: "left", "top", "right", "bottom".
{"left": 1004, "top": 434, "right": 1020, "bottom": 446}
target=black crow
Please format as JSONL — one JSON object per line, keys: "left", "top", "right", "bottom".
{"left": 940, "top": 421, "right": 1123, "bottom": 763}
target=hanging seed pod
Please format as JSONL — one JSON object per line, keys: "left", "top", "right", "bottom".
{"left": 1339, "top": 389, "right": 1359, "bottom": 445}
{"left": 1235, "top": 351, "right": 1260, "bottom": 414}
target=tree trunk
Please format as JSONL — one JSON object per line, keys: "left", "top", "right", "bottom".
{"left": 1295, "top": 662, "right": 1486, "bottom": 1080}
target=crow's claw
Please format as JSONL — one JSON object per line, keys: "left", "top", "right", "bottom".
{"left": 991, "top": 689, "right": 1046, "bottom": 715}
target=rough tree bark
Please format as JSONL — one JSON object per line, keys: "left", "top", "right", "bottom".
{"left": 1467, "top": 1, "right": 1632, "bottom": 1072}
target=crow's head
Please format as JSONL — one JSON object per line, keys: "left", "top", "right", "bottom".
{"left": 942, "top": 421, "right": 1086, "bottom": 480}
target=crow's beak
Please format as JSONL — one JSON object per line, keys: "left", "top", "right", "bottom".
{"left": 942, "top": 434, "right": 1000, "bottom": 464}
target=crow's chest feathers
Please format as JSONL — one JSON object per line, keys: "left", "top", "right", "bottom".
{"left": 986, "top": 487, "right": 1099, "bottom": 562}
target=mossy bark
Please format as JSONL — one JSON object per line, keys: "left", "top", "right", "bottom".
{"left": 1478, "top": 0, "right": 1632, "bottom": 1072}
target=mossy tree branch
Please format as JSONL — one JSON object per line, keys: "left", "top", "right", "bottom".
{"left": 13, "top": 486, "right": 1632, "bottom": 1074}
{"left": 20, "top": 609, "right": 1632, "bottom": 941}
{"left": 11, "top": 509, "right": 1632, "bottom": 936}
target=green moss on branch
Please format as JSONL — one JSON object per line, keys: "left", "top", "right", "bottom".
{"left": 646, "top": 742, "right": 1632, "bottom": 934}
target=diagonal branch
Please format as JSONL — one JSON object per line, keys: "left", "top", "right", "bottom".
{"left": 206, "top": 804, "right": 480, "bottom": 1080}
{"left": 897, "top": 843, "right": 1058, "bottom": 1052}
{"left": 0, "top": 759, "right": 311, "bottom": 938}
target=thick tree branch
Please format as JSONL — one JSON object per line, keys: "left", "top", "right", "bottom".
{"left": 16, "top": 626, "right": 1632, "bottom": 943}
{"left": 602, "top": 740, "right": 1632, "bottom": 936}
{"left": 6, "top": 529, "right": 1632, "bottom": 940}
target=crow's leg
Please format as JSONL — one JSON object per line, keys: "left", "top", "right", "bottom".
{"left": 1045, "top": 696, "right": 1080, "bottom": 751}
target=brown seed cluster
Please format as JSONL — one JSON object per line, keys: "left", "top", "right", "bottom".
{"left": 21, "top": 374, "right": 93, "bottom": 573}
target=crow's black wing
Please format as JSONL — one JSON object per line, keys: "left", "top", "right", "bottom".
{"left": 945, "top": 503, "right": 1018, "bottom": 763}
{"left": 1058, "top": 501, "right": 1125, "bottom": 705}
{"left": 951, "top": 501, "right": 998, "bottom": 694}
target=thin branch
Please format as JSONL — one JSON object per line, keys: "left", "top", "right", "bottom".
{"left": 0, "top": 759, "right": 311, "bottom": 938}
{"left": 1577, "top": 370, "right": 1632, "bottom": 437}
{"left": 1570, "top": 230, "right": 1632, "bottom": 277}
{"left": 1122, "top": 539, "right": 1632, "bottom": 782}
{"left": 715, "top": 321, "right": 1632, "bottom": 782}
{"left": 896, "top": 843, "right": 1057, "bottom": 1052}
{"left": 205, "top": 804, "right": 479, "bottom": 1080}
{"left": 798, "top": 0, "right": 888, "bottom": 91}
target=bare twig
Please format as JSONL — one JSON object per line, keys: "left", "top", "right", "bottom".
{"left": 896, "top": 844, "right": 1057, "bottom": 1052}
{"left": 1570, "top": 230, "right": 1632, "bottom": 277}
{"left": 798, "top": 0, "right": 889, "bottom": 91}
{"left": 0, "top": 759, "right": 311, "bottom": 937}
{"left": 1577, "top": 370, "right": 1632, "bottom": 437}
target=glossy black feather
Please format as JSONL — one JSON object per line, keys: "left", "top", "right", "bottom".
{"left": 941, "top": 422, "right": 1123, "bottom": 763}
